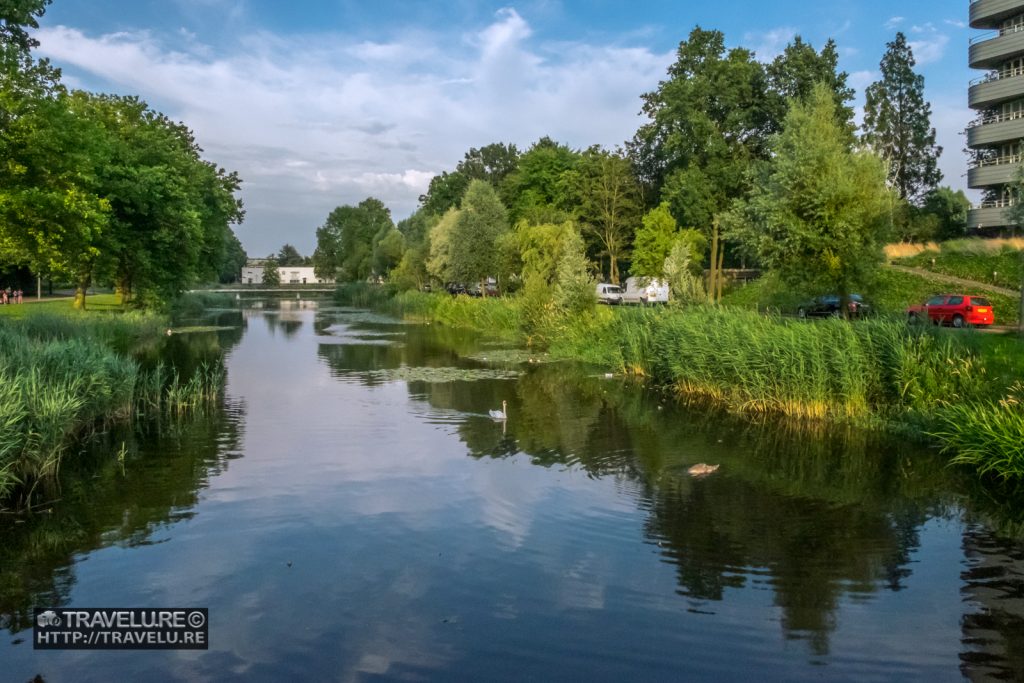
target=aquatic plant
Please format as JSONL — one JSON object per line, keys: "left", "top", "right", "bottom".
{"left": 0, "top": 318, "right": 226, "bottom": 509}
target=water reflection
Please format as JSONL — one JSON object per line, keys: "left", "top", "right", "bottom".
{"left": 2, "top": 299, "right": 1023, "bottom": 681}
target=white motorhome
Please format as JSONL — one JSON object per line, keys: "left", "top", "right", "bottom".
{"left": 623, "top": 277, "right": 669, "bottom": 305}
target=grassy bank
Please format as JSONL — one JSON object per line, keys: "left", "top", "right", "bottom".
{"left": 0, "top": 312, "right": 225, "bottom": 509}
{"left": 891, "top": 238, "right": 1024, "bottom": 291}
{"left": 336, "top": 284, "right": 1024, "bottom": 481}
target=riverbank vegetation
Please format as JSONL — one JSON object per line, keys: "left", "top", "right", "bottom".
{"left": 337, "top": 283, "right": 1024, "bottom": 481}
{"left": 0, "top": 311, "right": 226, "bottom": 510}
{"left": 0, "top": 1, "right": 245, "bottom": 309}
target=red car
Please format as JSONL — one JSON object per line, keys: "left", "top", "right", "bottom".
{"left": 906, "top": 294, "right": 995, "bottom": 328}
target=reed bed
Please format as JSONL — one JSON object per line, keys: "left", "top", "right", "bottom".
{"left": 0, "top": 318, "right": 225, "bottom": 509}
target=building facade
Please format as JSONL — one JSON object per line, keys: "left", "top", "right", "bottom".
{"left": 240, "top": 266, "right": 334, "bottom": 285}
{"left": 968, "top": 0, "right": 1024, "bottom": 231}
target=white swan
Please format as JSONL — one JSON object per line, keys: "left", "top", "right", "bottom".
{"left": 489, "top": 400, "right": 508, "bottom": 420}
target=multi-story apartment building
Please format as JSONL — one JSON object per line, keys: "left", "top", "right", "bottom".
{"left": 968, "top": 0, "right": 1024, "bottom": 232}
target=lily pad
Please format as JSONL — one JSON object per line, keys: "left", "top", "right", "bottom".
{"left": 364, "top": 366, "right": 521, "bottom": 383}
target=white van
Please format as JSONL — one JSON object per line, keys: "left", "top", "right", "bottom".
{"left": 623, "top": 277, "right": 669, "bottom": 305}
{"left": 595, "top": 283, "right": 623, "bottom": 305}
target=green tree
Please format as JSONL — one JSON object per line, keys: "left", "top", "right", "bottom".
{"left": 218, "top": 230, "right": 247, "bottom": 284}
{"left": 372, "top": 227, "right": 405, "bottom": 277}
{"left": 0, "top": 0, "right": 50, "bottom": 52}
{"left": 0, "top": 68, "right": 111, "bottom": 309}
{"left": 728, "top": 84, "right": 894, "bottom": 313}
{"left": 448, "top": 180, "right": 509, "bottom": 288}
{"left": 664, "top": 239, "right": 706, "bottom": 304}
{"left": 766, "top": 37, "right": 855, "bottom": 138}
{"left": 276, "top": 244, "right": 304, "bottom": 266}
{"left": 553, "top": 230, "right": 595, "bottom": 315}
{"left": 862, "top": 33, "right": 942, "bottom": 203}
{"left": 313, "top": 198, "right": 394, "bottom": 281}
{"left": 921, "top": 187, "right": 971, "bottom": 241}
{"left": 74, "top": 93, "right": 243, "bottom": 306}
{"left": 501, "top": 137, "right": 580, "bottom": 224}
{"left": 567, "top": 147, "right": 641, "bottom": 284}
{"left": 419, "top": 171, "right": 469, "bottom": 216}
{"left": 630, "top": 27, "right": 773, "bottom": 225}
{"left": 457, "top": 142, "right": 520, "bottom": 186}
{"left": 631, "top": 203, "right": 678, "bottom": 279}
{"left": 426, "top": 208, "right": 459, "bottom": 284}
{"left": 261, "top": 258, "right": 280, "bottom": 286}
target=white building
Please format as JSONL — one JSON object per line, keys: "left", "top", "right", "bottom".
{"left": 241, "top": 266, "right": 334, "bottom": 285}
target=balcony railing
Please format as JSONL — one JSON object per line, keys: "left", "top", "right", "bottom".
{"left": 968, "top": 108, "right": 1024, "bottom": 128}
{"left": 970, "top": 64, "right": 1024, "bottom": 85}
{"left": 978, "top": 197, "right": 1018, "bottom": 209}
{"left": 970, "top": 152, "right": 1024, "bottom": 168}
{"left": 970, "top": 22, "right": 1024, "bottom": 45}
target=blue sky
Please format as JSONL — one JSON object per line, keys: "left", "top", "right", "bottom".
{"left": 36, "top": 0, "right": 974, "bottom": 255}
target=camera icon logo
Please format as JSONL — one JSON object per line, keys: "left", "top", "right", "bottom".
{"left": 37, "top": 610, "right": 61, "bottom": 628}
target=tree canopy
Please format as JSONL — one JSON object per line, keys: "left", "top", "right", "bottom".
{"left": 727, "top": 84, "right": 893, "bottom": 308}
{"left": 862, "top": 33, "right": 942, "bottom": 204}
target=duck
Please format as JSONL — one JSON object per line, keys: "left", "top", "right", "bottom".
{"left": 687, "top": 463, "right": 720, "bottom": 477}
{"left": 489, "top": 400, "right": 508, "bottom": 420}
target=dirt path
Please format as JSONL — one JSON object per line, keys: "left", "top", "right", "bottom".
{"left": 886, "top": 264, "right": 1021, "bottom": 298}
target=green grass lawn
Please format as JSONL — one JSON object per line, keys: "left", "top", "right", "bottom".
{"left": 0, "top": 293, "right": 123, "bottom": 318}
{"left": 893, "top": 239, "right": 1024, "bottom": 291}
{"left": 721, "top": 269, "right": 1021, "bottom": 326}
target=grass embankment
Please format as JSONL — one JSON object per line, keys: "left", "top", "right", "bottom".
{"left": 337, "top": 283, "right": 1024, "bottom": 481}
{"left": 0, "top": 307, "right": 225, "bottom": 509}
{"left": 889, "top": 238, "right": 1024, "bottom": 291}
{"left": 721, "top": 268, "right": 1021, "bottom": 326}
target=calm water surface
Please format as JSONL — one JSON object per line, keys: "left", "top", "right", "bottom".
{"left": 2, "top": 297, "right": 1023, "bottom": 682}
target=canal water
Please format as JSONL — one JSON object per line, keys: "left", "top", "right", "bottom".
{"left": 2, "top": 297, "right": 1023, "bottom": 682}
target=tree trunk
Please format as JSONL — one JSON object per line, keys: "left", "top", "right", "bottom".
{"left": 716, "top": 244, "right": 725, "bottom": 303}
{"left": 610, "top": 251, "right": 619, "bottom": 285}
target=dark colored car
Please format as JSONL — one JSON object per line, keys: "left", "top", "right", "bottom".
{"left": 906, "top": 294, "right": 994, "bottom": 328}
{"left": 797, "top": 294, "right": 870, "bottom": 319}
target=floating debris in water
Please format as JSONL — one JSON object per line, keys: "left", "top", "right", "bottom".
{"left": 364, "top": 366, "right": 521, "bottom": 383}
{"left": 687, "top": 463, "right": 720, "bottom": 477}
{"left": 465, "top": 349, "right": 555, "bottom": 365}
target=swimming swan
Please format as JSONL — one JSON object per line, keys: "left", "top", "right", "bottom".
{"left": 489, "top": 400, "right": 508, "bottom": 420}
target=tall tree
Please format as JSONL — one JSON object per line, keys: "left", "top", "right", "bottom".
{"left": 500, "top": 137, "right": 580, "bottom": 224}
{"left": 766, "top": 37, "right": 855, "bottom": 137}
{"left": 861, "top": 33, "right": 942, "bottom": 204}
{"left": 566, "top": 147, "right": 641, "bottom": 284}
{"left": 629, "top": 27, "right": 773, "bottom": 228}
{"left": 727, "top": 84, "right": 894, "bottom": 313}
{"left": 313, "top": 198, "right": 394, "bottom": 281}
{"left": 276, "top": 243, "right": 304, "bottom": 266}
{"left": 448, "top": 180, "right": 509, "bottom": 289}
{"left": 631, "top": 203, "right": 678, "bottom": 279}
{"left": 456, "top": 142, "right": 520, "bottom": 186}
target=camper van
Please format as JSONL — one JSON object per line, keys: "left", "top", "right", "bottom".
{"left": 623, "top": 277, "right": 669, "bottom": 305}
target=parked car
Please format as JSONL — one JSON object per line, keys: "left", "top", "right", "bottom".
{"left": 622, "top": 277, "right": 670, "bottom": 305}
{"left": 906, "top": 294, "right": 994, "bottom": 328}
{"left": 797, "top": 294, "right": 870, "bottom": 319}
{"left": 595, "top": 283, "right": 623, "bottom": 305}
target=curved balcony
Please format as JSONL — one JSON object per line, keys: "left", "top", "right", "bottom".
{"left": 969, "top": 72, "right": 1024, "bottom": 108}
{"left": 970, "top": 29, "right": 1024, "bottom": 69}
{"left": 968, "top": 205, "right": 1014, "bottom": 229}
{"left": 968, "top": 114, "right": 1024, "bottom": 147}
{"left": 971, "top": 0, "right": 1024, "bottom": 30}
{"left": 968, "top": 158, "right": 1024, "bottom": 188}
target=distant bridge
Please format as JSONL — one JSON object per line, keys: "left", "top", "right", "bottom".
{"left": 189, "top": 288, "right": 337, "bottom": 294}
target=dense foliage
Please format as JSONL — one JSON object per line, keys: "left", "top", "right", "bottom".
{"left": 0, "top": 1, "right": 244, "bottom": 308}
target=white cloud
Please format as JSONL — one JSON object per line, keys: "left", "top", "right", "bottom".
{"left": 908, "top": 24, "right": 949, "bottom": 66}
{"left": 36, "top": 9, "right": 672, "bottom": 254}
{"left": 848, "top": 70, "right": 876, "bottom": 94}
{"left": 743, "top": 26, "right": 797, "bottom": 62}
{"left": 944, "top": 19, "right": 967, "bottom": 30}
{"left": 885, "top": 17, "right": 905, "bottom": 30}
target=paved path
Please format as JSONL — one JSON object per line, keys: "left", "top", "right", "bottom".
{"left": 886, "top": 264, "right": 1020, "bottom": 298}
